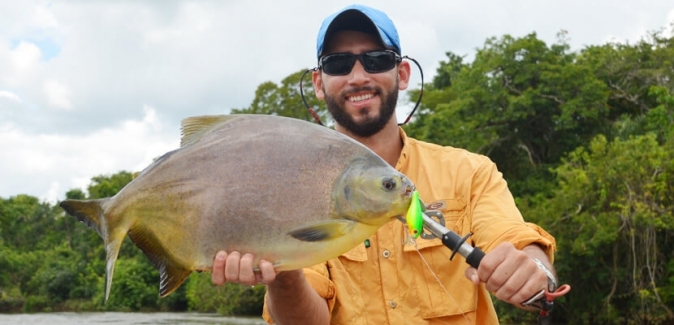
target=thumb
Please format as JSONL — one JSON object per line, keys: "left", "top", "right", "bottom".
{"left": 464, "top": 267, "right": 480, "bottom": 285}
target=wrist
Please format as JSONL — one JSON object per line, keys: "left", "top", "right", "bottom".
{"left": 532, "top": 258, "right": 557, "bottom": 292}
{"left": 268, "top": 270, "right": 305, "bottom": 290}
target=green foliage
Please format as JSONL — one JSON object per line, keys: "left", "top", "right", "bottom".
{"left": 101, "top": 255, "right": 159, "bottom": 310}
{"left": 524, "top": 134, "right": 674, "bottom": 323}
{"left": 405, "top": 32, "right": 611, "bottom": 197}
{"left": 186, "top": 273, "right": 265, "bottom": 316}
{"left": 232, "top": 69, "right": 330, "bottom": 125}
{"left": 87, "top": 171, "right": 133, "bottom": 199}
{"left": 578, "top": 29, "right": 674, "bottom": 128}
{"left": 0, "top": 286, "right": 24, "bottom": 313}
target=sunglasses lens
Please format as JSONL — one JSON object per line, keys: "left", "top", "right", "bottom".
{"left": 321, "top": 54, "right": 356, "bottom": 75}
{"left": 321, "top": 51, "right": 400, "bottom": 76}
{"left": 362, "top": 51, "right": 397, "bottom": 73}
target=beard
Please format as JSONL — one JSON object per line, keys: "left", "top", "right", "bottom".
{"left": 324, "top": 83, "right": 399, "bottom": 138}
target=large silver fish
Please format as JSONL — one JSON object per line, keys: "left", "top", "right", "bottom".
{"left": 60, "top": 114, "right": 415, "bottom": 301}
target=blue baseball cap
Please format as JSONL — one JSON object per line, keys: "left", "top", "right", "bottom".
{"left": 316, "top": 4, "right": 401, "bottom": 59}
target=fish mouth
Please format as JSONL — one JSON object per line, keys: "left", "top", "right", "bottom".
{"left": 395, "top": 177, "right": 415, "bottom": 222}
{"left": 402, "top": 176, "right": 415, "bottom": 197}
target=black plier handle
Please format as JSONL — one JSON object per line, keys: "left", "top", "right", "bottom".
{"left": 407, "top": 211, "right": 571, "bottom": 324}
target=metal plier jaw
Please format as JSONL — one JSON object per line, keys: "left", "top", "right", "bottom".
{"left": 417, "top": 209, "right": 445, "bottom": 239}
{"left": 522, "top": 284, "right": 572, "bottom": 324}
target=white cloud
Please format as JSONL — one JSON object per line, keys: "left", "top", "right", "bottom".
{"left": 44, "top": 79, "right": 72, "bottom": 110}
{"left": 6, "top": 41, "right": 42, "bottom": 79}
{"left": 666, "top": 9, "right": 674, "bottom": 37}
{"left": 0, "top": 106, "right": 179, "bottom": 202}
{"left": 30, "top": 3, "right": 60, "bottom": 30}
{"left": 0, "top": 90, "right": 21, "bottom": 102}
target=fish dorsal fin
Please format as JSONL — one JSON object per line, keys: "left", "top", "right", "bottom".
{"left": 127, "top": 226, "right": 192, "bottom": 297}
{"left": 180, "top": 115, "right": 240, "bottom": 147}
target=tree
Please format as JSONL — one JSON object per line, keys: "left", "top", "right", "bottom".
{"left": 525, "top": 134, "right": 674, "bottom": 323}
{"left": 87, "top": 171, "right": 134, "bottom": 199}
{"left": 232, "top": 68, "right": 329, "bottom": 125}
{"left": 577, "top": 28, "right": 674, "bottom": 133}
{"left": 405, "top": 33, "right": 611, "bottom": 196}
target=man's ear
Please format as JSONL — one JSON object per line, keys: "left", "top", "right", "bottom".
{"left": 397, "top": 60, "right": 411, "bottom": 91}
{"left": 312, "top": 70, "right": 325, "bottom": 100}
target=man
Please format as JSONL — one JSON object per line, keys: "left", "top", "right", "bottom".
{"left": 212, "top": 4, "right": 557, "bottom": 324}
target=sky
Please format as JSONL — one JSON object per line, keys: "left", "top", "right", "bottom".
{"left": 1, "top": 0, "right": 673, "bottom": 203}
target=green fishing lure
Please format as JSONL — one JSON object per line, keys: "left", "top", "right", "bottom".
{"left": 406, "top": 191, "right": 424, "bottom": 238}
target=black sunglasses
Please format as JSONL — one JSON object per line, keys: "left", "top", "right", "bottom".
{"left": 319, "top": 50, "right": 402, "bottom": 76}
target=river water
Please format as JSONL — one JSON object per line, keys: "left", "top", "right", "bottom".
{"left": 0, "top": 312, "right": 267, "bottom": 325}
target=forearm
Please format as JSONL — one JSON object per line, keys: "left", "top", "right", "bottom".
{"left": 266, "top": 270, "right": 330, "bottom": 325}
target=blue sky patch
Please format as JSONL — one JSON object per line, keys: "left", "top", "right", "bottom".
{"left": 10, "top": 37, "right": 61, "bottom": 61}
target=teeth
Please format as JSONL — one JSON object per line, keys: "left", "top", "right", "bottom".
{"left": 348, "top": 93, "right": 373, "bottom": 102}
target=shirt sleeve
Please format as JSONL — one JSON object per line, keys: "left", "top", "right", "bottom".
{"left": 261, "top": 263, "right": 336, "bottom": 324}
{"left": 468, "top": 158, "right": 557, "bottom": 262}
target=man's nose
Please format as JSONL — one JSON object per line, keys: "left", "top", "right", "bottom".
{"left": 347, "top": 60, "right": 370, "bottom": 85}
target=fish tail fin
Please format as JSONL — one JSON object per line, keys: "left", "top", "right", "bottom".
{"left": 59, "top": 198, "right": 108, "bottom": 238}
{"left": 104, "top": 233, "right": 126, "bottom": 303}
{"left": 59, "top": 198, "right": 126, "bottom": 303}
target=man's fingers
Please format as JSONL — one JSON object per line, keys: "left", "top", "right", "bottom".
{"left": 490, "top": 268, "right": 526, "bottom": 302}
{"left": 224, "top": 251, "right": 241, "bottom": 283}
{"left": 211, "top": 251, "right": 278, "bottom": 287}
{"left": 464, "top": 267, "right": 480, "bottom": 285}
{"left": 477, "top": 242, "right": 513, "bottom": 284}
{"left": 258, "top": 259, "right": 277, "bottom": 285}
{"left": 238, "top": 254, "right": 256, "bottom": 285}
{"left": 212, "top": 251, "right": 228, "bottom": 286}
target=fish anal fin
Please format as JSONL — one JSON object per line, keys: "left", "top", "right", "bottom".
{"left": 288, "top": 220, "right": 355, "bottom": 242}
{"left": 159, "top": 265, "right": 192, "bottom": 297}
{"left": 180, "top": 115, "right": 240, "bottom": 147}
{"left": 127, "top": 226, "right": 192, "bottom": 297}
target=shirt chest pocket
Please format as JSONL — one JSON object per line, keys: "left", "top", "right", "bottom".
{"left": 402, "top": 198, "right": 477, "bottom": 320}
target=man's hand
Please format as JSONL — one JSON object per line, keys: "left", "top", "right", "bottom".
{"left": 211, "top": 251, "right": 330, "bottom": 324}
{"left": 211, "top": 250, "right": 278, "bottom": 286}
{"left": 464, "top": 242, "right": 553, "bottom": 309}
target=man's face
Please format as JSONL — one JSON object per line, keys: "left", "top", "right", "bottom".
{"left": 313, "top": 30, "right": 409, "bottom": 137}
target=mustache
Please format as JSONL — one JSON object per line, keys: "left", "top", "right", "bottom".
{"left": 341, "top": 86, "right": 380, "bottom": 97}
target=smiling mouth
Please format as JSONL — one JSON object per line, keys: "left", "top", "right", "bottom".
{"left": 347, "top": 93, "right": 374, "bottom": 102}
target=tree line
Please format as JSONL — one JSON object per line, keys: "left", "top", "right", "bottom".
{"left": 1, "top": 25, "right": 672, "bottom": 324}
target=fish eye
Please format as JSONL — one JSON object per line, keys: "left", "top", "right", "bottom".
{"left": 382, "top": 178, "right": 397, "bottom": 191}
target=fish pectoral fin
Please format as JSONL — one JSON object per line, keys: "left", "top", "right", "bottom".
{"left": 288, "top": 220, "right": 355, "bottom": 242}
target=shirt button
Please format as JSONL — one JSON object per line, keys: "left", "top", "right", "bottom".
{"left": 382, "top": 249, "right": 391, "bottom": 258}
{"left": 389, "top": 300, "right": 397, "bottom": 308}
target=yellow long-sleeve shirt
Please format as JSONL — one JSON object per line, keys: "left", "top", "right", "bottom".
{"left": 264, "top": 128, "right": 556, "bottom": 324}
